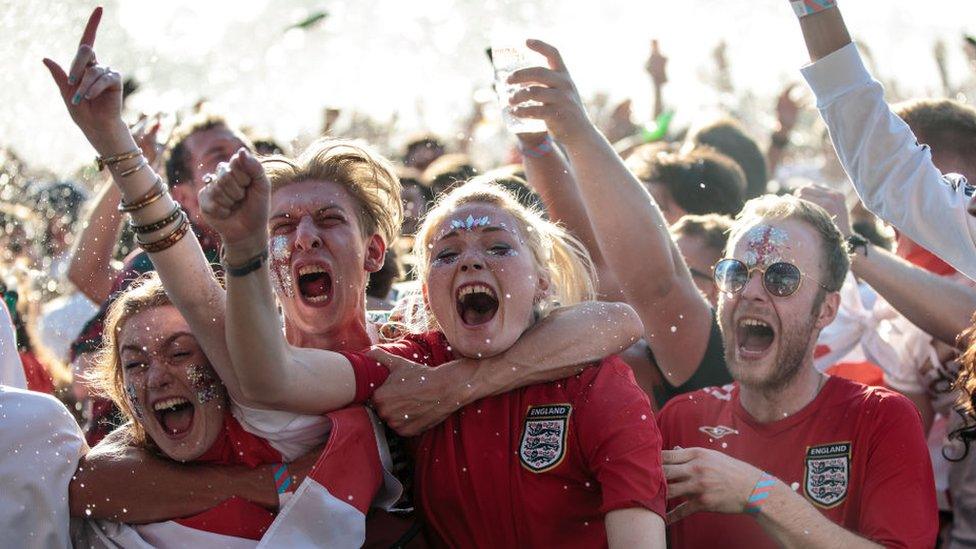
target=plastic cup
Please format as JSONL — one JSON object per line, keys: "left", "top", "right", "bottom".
{"left": 491, "top": 43, "right": 548, "bottom": 134}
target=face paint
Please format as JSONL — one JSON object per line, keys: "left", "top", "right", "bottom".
{"left": 269, "top": 235, "right": 295, "bottom": 298}
{"left": 435, "top": 215, "right": 493, "bottom": 242}
{"left": 186, "top": 364, "right": 220, "bottom": 405}
{"left": 125, "top": 381, "right": 144, "bottom": 419}
{"left": 742, "top": 225, "right": 789, "bottom": 267}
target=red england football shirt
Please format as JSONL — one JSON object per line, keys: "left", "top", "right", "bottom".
{"left": 657, "top": 377, "right": 938, "bottom": 548}
{"left": 345, "top": 331, "right": 667, "bottom": 548}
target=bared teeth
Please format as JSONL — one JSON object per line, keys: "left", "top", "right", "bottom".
{"left": 298, "top": 265, "right": 327, "bottom": 276}
{"left": 739, "top": 318, "right": 771, "bottom": 329}
{"left": 153, "top": 397, "right": 190, "bottom": 411}
{"left": 456, "top": 284, "right": 497, "bottom": 301}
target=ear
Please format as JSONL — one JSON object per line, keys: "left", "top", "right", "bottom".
{"left": 535, "top": 269, "right": 552, "bottom": 303}
{"left": 814, "top": 290, "right": 840, "bottom": 330}
{"left": 363, "top": 234, "right": 387, "bottom": 273}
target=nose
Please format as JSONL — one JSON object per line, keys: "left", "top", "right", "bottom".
{"left": 739, "top": 267, "right": 769, "bottom": 302}
{"left": 294, "top": 216, "right": 322, "bottom": 251}
{"left": 146, "top": 359, "right": 175, "bottom": 391}
{"left": 459, "top": 251, "right": 484, "bottom": 272}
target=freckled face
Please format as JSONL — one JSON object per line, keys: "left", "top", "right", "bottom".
{"left": 119, "top": 305, "right": 226, "bottom": 462}
{"left": 424, "top": 203, "right": 545, "bottom": 359}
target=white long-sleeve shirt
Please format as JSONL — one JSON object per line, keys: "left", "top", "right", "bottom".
{"left": 802, "top": 42, "right": 976, "bottom": 281}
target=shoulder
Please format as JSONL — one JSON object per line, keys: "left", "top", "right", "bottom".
{"left": 379, "top": 331, "right": 452, "bottom": 366}
{"left": 827, "top": 378, "right": 923, "bottom": 430}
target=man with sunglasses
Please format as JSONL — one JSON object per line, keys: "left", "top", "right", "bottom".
{"left": 657, "top": 193, "right": 937, "bottom": 547}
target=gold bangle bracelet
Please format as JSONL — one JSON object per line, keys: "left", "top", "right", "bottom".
{"left": 118, "top": 177, "right": 168, "bottom": 213}
{"left": 136, "top": 212, "right": 190, "bottom": 253}
{"left": 118, "top": 158, "right": 148, "bottom": 178}
{"left": 129, "top": 205, "right": 182, "bottom": 234}
{"left": 96, "top": 148, "right": 142, "bottom": 171}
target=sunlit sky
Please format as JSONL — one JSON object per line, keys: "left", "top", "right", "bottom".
{"left": 3, "top": 0, "right": 975, "bottom": 175}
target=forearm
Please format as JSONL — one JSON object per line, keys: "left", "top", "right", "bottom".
{"left": 67, "top": 175, "right": 124, "bottom": 302}
{"left": 70, "top": 440, "right": 276, "bottom": 523}
{"left": 471, "top": 301, "right": 642, "bottom": 398}
{"left": 521, "top": 133, "right": 624, "bottom": 300}
{"left": 652, "top": 83, "right": 664, "bottom": 120}
{"left": 756, "top": 480, "right": 881, "bottom": 548}
{"left": 853, "top": 246, "right": 976, "bottom": 346}
{"left": 797, "top": 6, "right": 852, "bottom": 62}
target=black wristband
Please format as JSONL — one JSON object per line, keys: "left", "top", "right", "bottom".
{"left": 846, "top": 234, "right": 869, "bottom": 257}
{"left": 221, "top": 248, "right": 269, "bottom": 277}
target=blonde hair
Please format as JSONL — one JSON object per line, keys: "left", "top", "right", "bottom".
{"left": 408, "top": 178, "right": 596, "bottom": 331}
{"left": 87, "top": 273, "right": 173, "bottom": 448}
{"left": 262, "top": 138, "right": 403, "bottom": 246}
{"left": 728, "top": 194, "right": 849, "bottom": 292}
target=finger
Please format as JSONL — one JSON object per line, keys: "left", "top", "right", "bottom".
{"left": 78, "top": 7, "right": 103, "bottom": 48}
{"left": 525, "top": 38, "right": 567, "bottom": 73}
{"left": 509, "top": 86, "right": 563, "bottom": 107}
{"left": 665, "top": 479, "right": 699, "bottom": 500}
{"left": 209, "top": 187, "right": 238, "bottom": 210}
{"left": 73, "top": 66, "right": 107, "bottom": 104}
{"left": 67, "top": 45, "right": 97, "bottom": 86}
{"left": 507, "top": 66, "right": 566, "bottom": 89}
{"left": 666, "top": 501, "right": 701, "bottom": 525}
{"left": 82, "top": 69, "right": 120, "bottom": 101}
{"left": 511, "top": 104, "right": 551, "bottom": 120}
{"left": 651, "top": 39, "right": 660, "bottom": 53}
{"left": 42, "top": 58, "right": 70, "bottom": 99}
{"left": 662, "top": 448, "right": 697, "bottom": 464}
{"left": 663, "top": 463, "right": 694, "bottom": 482}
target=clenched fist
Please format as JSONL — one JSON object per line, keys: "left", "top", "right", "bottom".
{"left": 199, "top": 148, "right": 271, "bottom": 256}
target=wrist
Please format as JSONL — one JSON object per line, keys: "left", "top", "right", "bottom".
{"left": 89, "top": 121, "right": 138, "bottom": 155}
{"left": 222, "top": 236, "right": 269, "bottom": 265}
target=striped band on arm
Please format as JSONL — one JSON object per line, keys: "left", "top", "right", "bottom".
{"left": 744, "top": 471, "right": 777, "bottom": 516}
{"left": 790, "top": 0, "right": 837, "bottom": 18}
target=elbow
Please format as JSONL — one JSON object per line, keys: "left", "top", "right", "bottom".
{"left": 607, "top": 302, "right": 644, "bottom": 344}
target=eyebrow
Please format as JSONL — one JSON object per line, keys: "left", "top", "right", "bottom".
{"left": 120, "top": 331, "right": 195, "bottom": 356}
{"left": 270, "top": 204, "right": 345, "bottom": 222}
{"left": 435, "top": 224, "right": 511, "bottom": 243}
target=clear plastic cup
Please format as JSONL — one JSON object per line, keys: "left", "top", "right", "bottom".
{"left": 491, "top": 42, "right": 548, "bottom": 134}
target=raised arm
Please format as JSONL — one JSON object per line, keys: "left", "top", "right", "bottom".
{"left": 798, "top": 185, "right": 976, "bottom": 347}
{"left": 796, "top": 4, "right": 976, "bottom": 280}
{"left": 44, "top": 8, "right": 248, "bottom": 405}
{"left": 371, "top": 300, "right": 642, "bottom": 435}
{"left": 507, "top": 40, "right": 713, "bottom": 385}
{"left": 197, "top": 150, "right": 361, "bottom": 414}
{"left": 518, "top": 132, "right": 625, "bottom": 301}
{"left": 70, "top": 430, "right": 279, "bottom": 523}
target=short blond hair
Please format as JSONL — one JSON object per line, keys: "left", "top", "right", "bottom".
{"left": 729, "top": 195, "right": 848, "bottom": 292}
{"left": 262, "top": 138, "right": 403, "bottom": 246}
{"left": 413, "top": 177, "right": 596, "bottom": 323}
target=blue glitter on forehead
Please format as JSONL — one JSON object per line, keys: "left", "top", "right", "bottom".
{"left": 450, "top": 215, "right": 491, "bottom": 231}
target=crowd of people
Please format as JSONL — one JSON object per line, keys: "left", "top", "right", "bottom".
{"left": 2, "top": 1, "right": 976, "bottom": 547}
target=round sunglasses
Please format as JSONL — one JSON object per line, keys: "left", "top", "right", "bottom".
{"left": 713, "top": 258, "right": 830, "bottom": 298}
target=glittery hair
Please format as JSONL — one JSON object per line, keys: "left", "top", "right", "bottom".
{"left": 406, "top": 177, "right": 596, "bottom": 332}
{"left": 262, "top": 138, "right": 403, "bottom": 247}
{"left": 728, "top": 194, "right": 849, "bottom": 292}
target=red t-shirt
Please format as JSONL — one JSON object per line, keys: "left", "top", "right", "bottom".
{"left": 344, "top": 331, "right": 666, "bottom": 548}
{"left": 657, "top": 377, "right": 938, "bottom": 549}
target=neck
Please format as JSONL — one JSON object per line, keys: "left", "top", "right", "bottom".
{"left": 738, "top": 362, "right": 826, "bottom": 423}
{"left": 284, "top": 311, "right": 372, "bottom": 352}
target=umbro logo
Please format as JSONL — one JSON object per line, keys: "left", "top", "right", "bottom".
{"left": 698, "top": 425, "right": 739, "bottom": 439}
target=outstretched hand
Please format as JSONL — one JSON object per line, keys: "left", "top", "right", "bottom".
{"left": 506, "top": 39, "right": 592, "bottom": 143}
{"left": 198, "top": 148, "right": 271, "bottom": 254}
{"left": 43, "top": 7, "right": 128, "bottom": 150}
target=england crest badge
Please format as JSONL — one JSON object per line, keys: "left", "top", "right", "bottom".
{"left": 519, "top": 404, "right": 572, "bottom": 473}
{"left": 804, "top": 441, "right": 851, "bottom": 508}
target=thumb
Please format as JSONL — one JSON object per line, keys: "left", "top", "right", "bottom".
{"left": 42, "top": 58, "right": 70, "bottom": 100}
{"left": 366, "top": 348, "right": 408, "bottom": 371}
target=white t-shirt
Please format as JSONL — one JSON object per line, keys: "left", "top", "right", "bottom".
{"left": 802, "top": 42, "right": 976, "bottom": 281}
{"left": 0, "top": 385, "right": 86, "bottom": 548}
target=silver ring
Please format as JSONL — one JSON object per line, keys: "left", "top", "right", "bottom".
{"left": 202, "top": 173, "right": 216, "bottom": 185}
{"left": 215, "top": 162, "right": 231, "bottom": 179}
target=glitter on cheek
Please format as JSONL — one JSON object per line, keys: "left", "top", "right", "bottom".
{"left": 125, "top": 382, "right": 144, "bottom": 420}
{"left": 186, "top": 364, "right": 221, "bottom": 405}
{"left": 270, "top": 235, "right": 295, "bottom": 298}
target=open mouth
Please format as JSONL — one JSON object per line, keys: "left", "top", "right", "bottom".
{"left": 296, "top": 264, "right": 333, "bottom": 305}
{"left": 456, "top": 283, "right": 499, "bottom": 327}
{"left": 736, "top": 318, "right": 775, "bottom": 359}
{"left": 153, "top": 397, "right": 195, "bottom": 437}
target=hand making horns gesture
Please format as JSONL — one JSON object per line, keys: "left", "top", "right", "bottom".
{"left": 43, "top": 7, "right": 129, "bottom": 151}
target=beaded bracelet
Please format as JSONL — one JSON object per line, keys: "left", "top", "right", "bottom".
{"left": 129, "top": 205, "right": 183, "bottom": 235}
{"left": 95, "top": 148, "right": 142, "bottom": 171}
{"left": 745, "top": 471, "right": 777, "bottom": 516}
{"left": 118, "top": 177, "right": 168, "bottom": 213}
{"left": 118, "top": 158, "right": 149, "bottom": 178}
{"left": 274, "top": 463, "right": 292, "bottom": 494}
{"left": 789, "top": 0, "right": 837, "bottom": 18}
{"left": 136, "top": 211, "right": 190, "bottom": 253}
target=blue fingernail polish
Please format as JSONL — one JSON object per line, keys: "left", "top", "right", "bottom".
{"left": 71, "top": 92, "right": 82, "bottom": 105}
